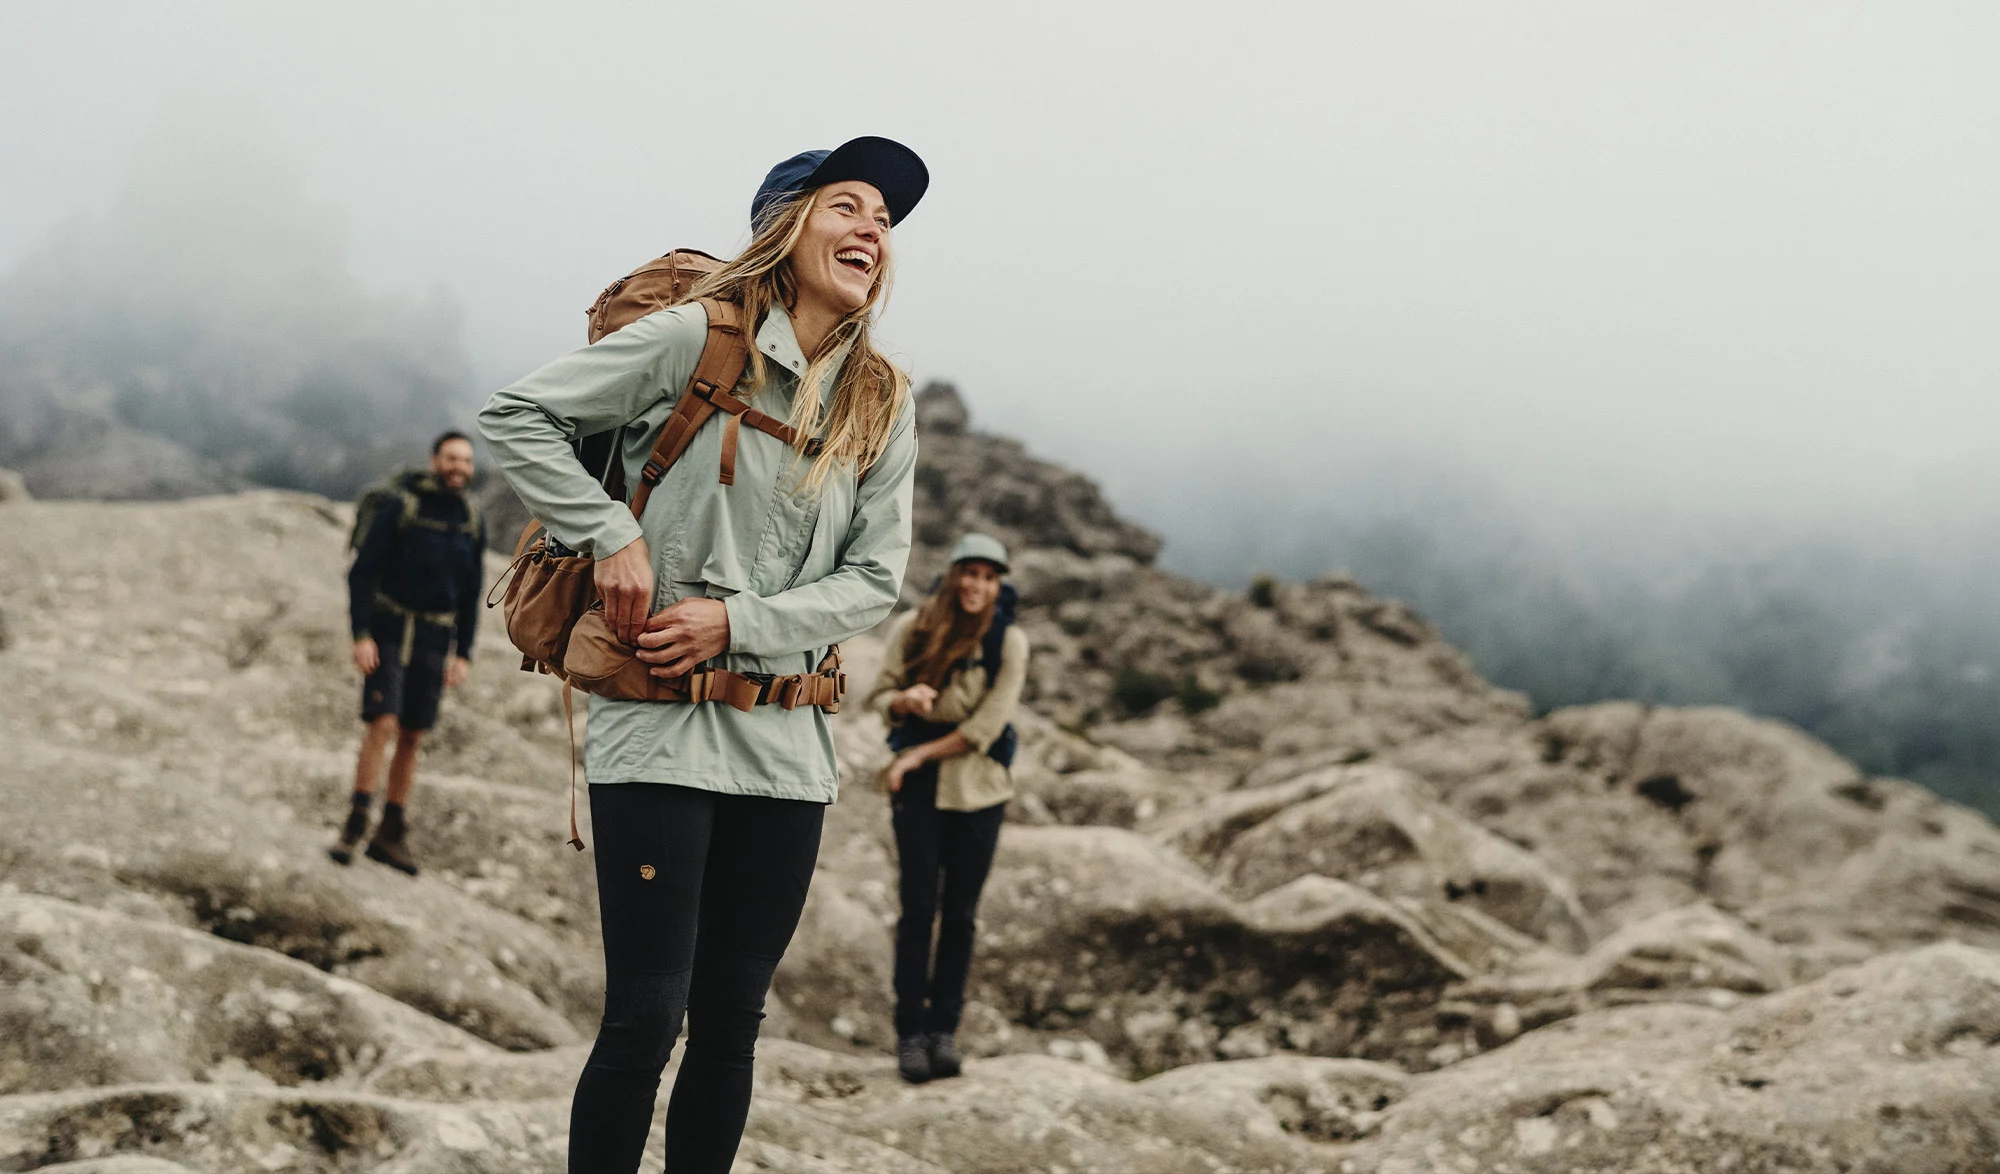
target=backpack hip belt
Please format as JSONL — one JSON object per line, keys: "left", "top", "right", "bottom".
{"left": 557, "top": 608, "right": 845, "bottom": 713}
{"left": 655, "top": 651, "right": 845, "bottom": 714}
{"left": 373, "top": 593, "right": 456, "bottom": 666}
{"left": 542, "top": 641, "right": 844, "bottom": 853}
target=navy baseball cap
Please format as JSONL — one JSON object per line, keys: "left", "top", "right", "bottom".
{"left": 751, "top": 136, "right": 929, "bottom": 229}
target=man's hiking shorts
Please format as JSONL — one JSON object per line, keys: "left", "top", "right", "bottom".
{"left": 360, "top": 609, "right": 452, "bottom": 731}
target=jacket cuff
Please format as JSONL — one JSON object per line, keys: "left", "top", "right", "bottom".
{"left": 721, "top": 593, "right": 773, "bottom": 657}
{"left": 956, "top": 717, "right": 1003, "bottom": 754}
{"left": 587, "top": 513, "right": 646, "bottom": 561}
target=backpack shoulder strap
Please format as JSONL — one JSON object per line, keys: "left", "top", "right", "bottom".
{"left": 979, "top": 584, "right": 1019, "bottom": 684}
{"left": 394, "top": 486, "right": 420, "bottom": 535}
{"left": 629, "top": 297, "right": 752, "bottom": 519}
{"left": 979, "top": 617, "right": 1009, "bottom": 684}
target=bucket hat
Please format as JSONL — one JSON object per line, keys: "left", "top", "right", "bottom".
{"left": 948, "top": 533, "right": 1009, "bottom": 574}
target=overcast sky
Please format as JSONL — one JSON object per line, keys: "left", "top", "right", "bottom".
{"left": 4, "top": 1, "right": 1995, "bottom": 561}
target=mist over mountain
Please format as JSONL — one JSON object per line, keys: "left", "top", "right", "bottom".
{"left": 0, "top": 111, "right": 476, "bottom": 500}
{"left": 4, "top": 114, "right": 1994, "bottom": 824}
{"left": 1146, "top": 475, "right": 2000, "bottom": 818}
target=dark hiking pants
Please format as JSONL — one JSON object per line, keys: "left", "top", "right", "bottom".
{"left": 891, "top": 767, "right": 1006, "bottom": 1039}
{"left": 569, "top": 782, "right": 824, "bottom": 1174}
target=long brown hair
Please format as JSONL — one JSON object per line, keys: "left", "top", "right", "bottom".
{"left": 683, "top": 188, "right": 909, "bottom": 494}
{"left": 901, "top": 562, "right": 997, "bottom": 691}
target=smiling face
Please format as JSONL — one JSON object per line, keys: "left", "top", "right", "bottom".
{"left": 431, "top": 437, "right": 475, "bottom": 491}
{"left": 955, "top": 559, "right": 1004, "bottom": 617}
{"left": 788, "top": 180, "right": 891, "bottom": 320}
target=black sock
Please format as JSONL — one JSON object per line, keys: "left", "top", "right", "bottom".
{"left": 350, "top": 790, "right": 375, "bottom": 811}
{"left": 380, "top": 802, "right": 407, "bottom": 839}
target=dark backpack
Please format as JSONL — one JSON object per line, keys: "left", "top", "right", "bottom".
{"left": 978, "top": 583, "right": 1021, "bottom": 767}
{"left": 887, "top": 582, "right": 1020, "bottom": 768}
{"left": 349, "top": 470, "right": 480, "bottom": 554}
{"left": 976, "top": 582, "right": 1019, "bottom": 687}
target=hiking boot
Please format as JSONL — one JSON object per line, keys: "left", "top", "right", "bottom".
{"left": 896, "top": 1035, "right": 932, "bottom": 1084}
{"left": 328, "top": 809, "right": 370, "bottom": 866}
{"left": 927, "top": 1032, "right": 962, "bottom": 1080}
{"left": 364, "top": 830, "right": 419, "bottom": 876}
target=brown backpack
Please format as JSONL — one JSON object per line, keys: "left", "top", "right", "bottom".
{"left": 584, "top": 248, "right": 726, "bottom": 344}
{"left": 488, "top": 250, "right": 847, "bottom": 848}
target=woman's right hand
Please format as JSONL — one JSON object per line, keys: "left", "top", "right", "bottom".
{"left": 594, "top": 536, "right": 655, "bottom": 646}
{"left": 882, "top": 750, "right": 926, "bottom": 793}
{"left": 891, "top": 684, "right": 938, "bottom": 718}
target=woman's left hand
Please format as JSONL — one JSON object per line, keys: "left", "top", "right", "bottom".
{"left": 882, "top": 750, "right": 926, "bottom": 793}
{"left": 638, "top": 598, "right": 731, "bottom": 677}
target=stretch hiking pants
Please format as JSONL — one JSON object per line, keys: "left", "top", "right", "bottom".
{"left": 569, "top": 782, "right": 824, "bottom": 1174}
{"left": 891, "top": 766, "right": 1007, "bottom": 1038}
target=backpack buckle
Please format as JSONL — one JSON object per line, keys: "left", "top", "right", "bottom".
{"left": 690, "top": 378, "right": 721, "bottom": 401}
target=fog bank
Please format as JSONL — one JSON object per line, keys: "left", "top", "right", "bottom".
{"left": 0, "top": 104, "right": 475, "bottom": 498}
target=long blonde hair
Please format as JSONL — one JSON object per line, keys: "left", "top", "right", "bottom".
{"left": 901, "top": 562, "right": 997, "bottom": 692}
{"left": 684, "top": 188, "right": 909, "bottom": 494}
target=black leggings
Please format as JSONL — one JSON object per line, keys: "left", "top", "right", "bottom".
{"left": 891, "top": 767, "right": 1006, "bottom": 1038}
{"left": 570, "top": 782, "right": 824, "bottom": 1174}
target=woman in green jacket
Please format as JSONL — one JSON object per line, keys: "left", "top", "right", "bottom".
{"left": 480, "top": 137, "right": 926, "bottom": 1174}
{"left": 868, "top": 533, "right": 1028, "bottom": 1083}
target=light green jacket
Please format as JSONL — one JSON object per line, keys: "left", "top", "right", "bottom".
{"left": 478, "top": 302, "right": 917, "bottom": 803}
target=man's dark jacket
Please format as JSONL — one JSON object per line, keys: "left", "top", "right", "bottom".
{"left": 347, "top": 476, "right": 486, "bottom": 658}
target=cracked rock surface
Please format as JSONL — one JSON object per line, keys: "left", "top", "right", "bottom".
{"left": 3, "top": 397, "right": 1998, "bottom": 1172}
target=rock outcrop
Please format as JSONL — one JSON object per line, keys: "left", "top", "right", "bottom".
{"left": 2, "top": 393, "right": 1998, "bottom": 1172}
{"left": 1346, "top": 944, "right": 2000, "bottom": 1173}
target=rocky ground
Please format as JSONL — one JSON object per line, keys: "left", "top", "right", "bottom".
{"left": 1, "top": 385, "right": 1996, "bottom": 1172}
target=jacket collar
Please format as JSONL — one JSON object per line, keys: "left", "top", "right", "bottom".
{"left": 754, "top": 303, "right": 859, "bottom": 404}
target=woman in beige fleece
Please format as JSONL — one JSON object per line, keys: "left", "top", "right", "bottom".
{"left": 867, "top": 533, "right": 1027, "bottom": 1084}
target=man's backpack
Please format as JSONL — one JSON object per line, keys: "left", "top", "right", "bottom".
{"left": 349, "top": 470, "right": 480, "bottom": 554}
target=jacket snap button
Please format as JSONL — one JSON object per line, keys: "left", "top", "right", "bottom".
{"left": 638, "top": 865, "right": 656, "bottom": 880}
